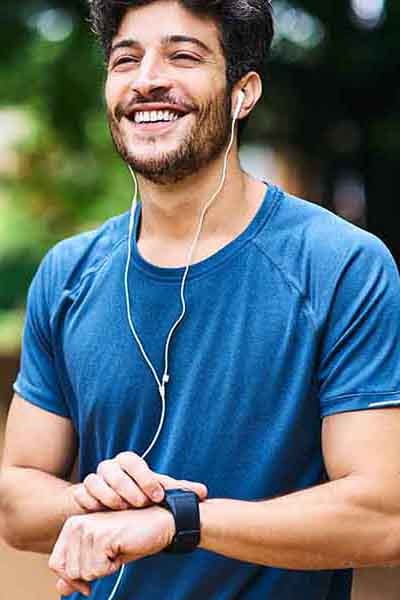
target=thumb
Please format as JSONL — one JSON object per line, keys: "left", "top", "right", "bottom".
{"left": 56, "top": 577, "right": 91, "bottom": 597}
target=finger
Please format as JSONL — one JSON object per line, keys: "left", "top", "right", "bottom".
{"left": 49, "top": 526, "right": 68, "bottom": 578}
{"left": 178, "top": 479, "right": 208, "bottom": 500}
{"left": 56, "top": 577, "right": 91, "bottom": 597}
{"left": 84, "top": 473, "right": 130, "bottom": 510}
{"left": 80, "top": 526, "right": 117, "bottom": 583}
{"left": 157, "top": 474, "right": 208, "bottom": 501}
{"left": 81, "top": 528, "right": 97, "bottom": 582}
{"left": 82, "top": 528, "right": 122, "bottom": 583}
{"left": 116, "top": 452, "right": 164, "bottom": 503}
{"left": 65, "top": 519, "right": 82, "bottom": 581}
{"left": 98, "top": 459, "right": 150, "bottom": 508}
{"left": 73, "top": 483, "right": 108, "bottom": 513}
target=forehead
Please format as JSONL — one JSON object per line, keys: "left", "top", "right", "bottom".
{"left": 112, "top": 1, "right": 224, "bottom": 58}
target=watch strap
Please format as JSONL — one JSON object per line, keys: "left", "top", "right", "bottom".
{"left": 161, "top": 489, "right": 201, "bottom": 554}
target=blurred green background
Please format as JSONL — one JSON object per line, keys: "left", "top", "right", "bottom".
{"left": 1, "top": 3, "right": 400, "bottom": 598}
{"left": 0, "top": 0, "right": 399, "bottom": 356}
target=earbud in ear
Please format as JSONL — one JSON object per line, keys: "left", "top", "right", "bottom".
{"left": 233, "top": 89, "right": 246, "bottom": 121}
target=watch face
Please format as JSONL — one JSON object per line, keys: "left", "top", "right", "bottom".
{"left": 161, "top": 489, "right": 201, "bottom": 554}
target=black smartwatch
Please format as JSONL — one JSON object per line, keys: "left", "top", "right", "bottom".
{"left": 160, "top": 488, "right": 201, "bottom": 554}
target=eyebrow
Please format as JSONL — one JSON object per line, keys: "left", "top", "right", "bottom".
{"left": 110, "top": 35, "right": 214, "bottom": 58}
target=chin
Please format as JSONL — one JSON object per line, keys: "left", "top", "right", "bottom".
{"left": 128, "top": 167, "right": 190, "bottom": 186}
{"left": 124, "top": 149, "right": 178, "bottom": 170}
{"left": 123, "top": 135, "right": 186, "bottom": 160}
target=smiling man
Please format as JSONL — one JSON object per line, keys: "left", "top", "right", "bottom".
{"left": 1, "top": 1, "right": 400, "bottom": 600}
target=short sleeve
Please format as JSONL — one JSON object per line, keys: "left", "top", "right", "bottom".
{"left": 13, "top": 250, "right": 71, "bottom": 418}
{"left": 318, "top": 233, "right": 400, "bottom": 417}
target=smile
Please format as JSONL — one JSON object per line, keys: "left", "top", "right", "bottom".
{"left": 123, "top": 113, "right": 190, "bottom": 134}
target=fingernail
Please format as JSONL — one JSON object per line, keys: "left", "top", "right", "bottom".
{"left": 152, "top": 489, "right": 164, "bottom": 502}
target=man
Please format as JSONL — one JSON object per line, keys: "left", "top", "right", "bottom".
{"left": 1, "top": 1, "right": 400, "bottom": 599}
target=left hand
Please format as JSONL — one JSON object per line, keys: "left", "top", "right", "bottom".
{"left": 49, "top": 506, "right": 175, "bottom": 597}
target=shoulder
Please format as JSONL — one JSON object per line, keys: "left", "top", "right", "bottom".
{"left": 49, "top": 211, "right": 129, "bottom": 277}
{"left": 254, "top": 186, "right": 399, "bottom": 321}
{"left": 262, "top": 186, "right": 388, "bottom": 259}
{"left": 278, "top": 190, "right": 396, "bottom": 270}
{"left": 31, "top": 211, "right": 130, "bottom": 310}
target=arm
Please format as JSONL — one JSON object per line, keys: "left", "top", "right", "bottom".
{"left": 48, "top": 407, "right": 400, "bottom": 593}
{"left": 0, "top": 393, "right": 208, "bottom": 557}
{"left": 199, "top": 408, "right": 400, "bottom": 569}
{"left": 0, "top": 393, "right": 86, "bottom": 553}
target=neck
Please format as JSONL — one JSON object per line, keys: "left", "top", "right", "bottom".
{"left": 134, "top": 152, "right": 256, "bottom": 244}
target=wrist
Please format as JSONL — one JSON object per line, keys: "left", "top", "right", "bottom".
{"left": 152, "top": 505, "right": 176, "bottom": 548}
{"left": 199, "top": 498, "right": 212, "bottom": 549}
{"left": 198, "top": 498, "right": 229, "bottom": 550}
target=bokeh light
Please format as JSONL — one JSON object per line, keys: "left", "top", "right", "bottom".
{"left": 27, "top": 9, "right": 74, "bottom": 43}
{"left": 273, "top": 1, "right": 325, "bottom": 51}
{"left": 351, "top": 0, "right": 386, "bottom": 29}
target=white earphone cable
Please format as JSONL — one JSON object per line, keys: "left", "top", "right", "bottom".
{"left": 106, "top": 92, "right": 244, "bottom": 600}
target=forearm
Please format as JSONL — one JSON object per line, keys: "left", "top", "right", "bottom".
{"left": 0, "top": 466, "right": 86, "bottom": 554}
{"left": 199, "top": 475, "right": 400, "bottom": 570}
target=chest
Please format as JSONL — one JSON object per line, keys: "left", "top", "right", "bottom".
{"left": 54, "top": 259, "right": 322, "bottom": 491}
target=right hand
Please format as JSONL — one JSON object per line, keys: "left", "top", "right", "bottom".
{"left": 72, "top": 451, "right": 208, "bottom": 512}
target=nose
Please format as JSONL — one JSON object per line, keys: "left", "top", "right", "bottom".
{"left": 130, "top": 51, "right": 172, "bottom": 98}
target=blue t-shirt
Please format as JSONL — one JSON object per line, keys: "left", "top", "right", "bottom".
{"left": 14, "top": 182, "right": 400, "bottom": 600}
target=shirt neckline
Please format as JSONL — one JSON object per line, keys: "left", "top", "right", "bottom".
{"left": 131, "top": 180, "right": 280, "bottom": 282}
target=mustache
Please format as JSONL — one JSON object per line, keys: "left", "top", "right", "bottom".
{"left": 113, "top": 96, "right": 195, "bottom": 122}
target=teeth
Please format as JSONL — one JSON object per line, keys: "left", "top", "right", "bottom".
{"left": 133, "top": 110, "right": 182, "bottom": 124}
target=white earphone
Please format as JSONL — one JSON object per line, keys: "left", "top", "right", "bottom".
{"left": 234, "top": 89, "right": 246, "bottom": 121}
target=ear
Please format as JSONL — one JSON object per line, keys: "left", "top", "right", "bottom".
{"left": 232, "top": 72, "right": 263, "bottom": 120}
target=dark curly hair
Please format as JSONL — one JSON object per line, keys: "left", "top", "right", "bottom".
{"left": 87, "top": 0, "right": 274, "bottom": 145}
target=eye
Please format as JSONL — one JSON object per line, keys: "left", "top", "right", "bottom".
{"left": 172, "top": 54, "right": 199, "bottom": 62}
{"left": 114, "top": 56, "right": 138, "bottom": 67}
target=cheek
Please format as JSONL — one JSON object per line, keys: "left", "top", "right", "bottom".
{"left": 105, "top": 76, "right": 125, "bottom": 117}
{"left": 104, "top": 79, "right": 114, "bottom": 114}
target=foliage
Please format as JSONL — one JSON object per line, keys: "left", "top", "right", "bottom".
{"left": 0, "top": 0, "right": 399, "bottom": 349}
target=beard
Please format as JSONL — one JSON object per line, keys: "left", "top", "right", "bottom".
{"left": 107, "top": 87, "right": 234, "bottom": 186}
